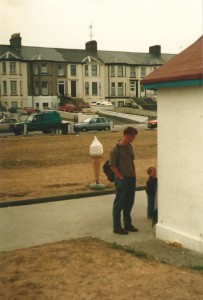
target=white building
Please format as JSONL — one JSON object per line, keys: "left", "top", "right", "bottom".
{"left": 0, "top": 33, "right": 175, "bottom": 110}
{"left": 142, "top": 35, "right": 203, "bottom": 254}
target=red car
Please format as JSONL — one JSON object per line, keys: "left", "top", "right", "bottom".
{"left": 58, "top": 103, "right": 80, "bottom": 112}
{"left": 148, "top": 119, "right": 157, "bottom": 129}
{"left": 23, "top": 107, "right": 38, "bottom": 114}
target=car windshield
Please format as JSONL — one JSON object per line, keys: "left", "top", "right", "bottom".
{"left": 27, "top": 115, "right": 35, "bottom": 122}
{"left": 82, "top": 118, "right": 92, "bottom": 123}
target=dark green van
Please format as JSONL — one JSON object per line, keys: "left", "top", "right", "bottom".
{"left": 10, "top": 111, "right": 62, "bottom": 135}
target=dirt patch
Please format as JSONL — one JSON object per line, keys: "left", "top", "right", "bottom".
{"left": 0, "top": 238, "right": 202, "bottom": 300}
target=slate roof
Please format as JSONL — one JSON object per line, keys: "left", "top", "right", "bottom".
{"left": 98, "top": 50, "right": 173, "bottom": 65}
{"left": 141, "top": 35, "right": 203, "bottom": 85}
{"left": 0, "top": 43, "right": 175, "bottom": 65}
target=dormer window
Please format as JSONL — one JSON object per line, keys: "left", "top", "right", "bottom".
{"left": 71, "top": 65, "right": 76, "bottom": 76}
{"left": 141, "top": 66, "right": 146, "bottom": 77}
{"left": 85, "top": 65, "right": 88, "bottom": 76}
{"left": 41, "top": 63, "right": 48, "bottom": 75}
{"left": 118, "top": 65, "right": 123, "bottom": 77}
{"left": 10, "top": 62, "right": 16, "bottom": 74}
{"left": 33, "top": 63, "right": 39, "bottom": 75}
{"left": 92, "top": 65, "right": 97, "bottom": 76}
{"left": 111, "top": 66, "right": 115, "bottom": 77}
{"left": 58, "top": 65, "right": 65, "bottom": 76}
{"left": 2, "top": 62, "right": 6, "bottom": 74}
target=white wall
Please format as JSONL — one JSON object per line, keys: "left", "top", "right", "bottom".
{"left": 156, "top": 85, "right": 203, "bottom": 253}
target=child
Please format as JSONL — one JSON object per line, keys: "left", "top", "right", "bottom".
{"left": 146, "top": 167, "right": 157, "bottom": 221}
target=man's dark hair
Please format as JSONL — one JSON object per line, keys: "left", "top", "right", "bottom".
{"left": 123, "top": 126, "right": 138, "bottom": 136}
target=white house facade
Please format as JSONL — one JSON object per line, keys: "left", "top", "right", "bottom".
{"left": 0, "top": 33, "right": 175, "bottom": 111}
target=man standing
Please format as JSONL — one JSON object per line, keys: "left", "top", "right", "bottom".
{"left": 110, "top": 127, "right": 138, "bottom": 235}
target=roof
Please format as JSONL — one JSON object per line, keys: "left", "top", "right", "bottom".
{"left": 141, "top": 35, "right": 203, "bottom": 88}
{"left": 0, "top": 44, "right": 175, "bottom": 65}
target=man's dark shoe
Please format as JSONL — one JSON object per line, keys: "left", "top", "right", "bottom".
{"left": 124, "top": 225, "right": 138, "bottom": 232}
{"left": 113, "top": 228, "right": 128, "bottom": 235}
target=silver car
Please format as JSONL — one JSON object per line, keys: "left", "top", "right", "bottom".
{"left": 73, "top": 117, "right": 110, "bottom": 132}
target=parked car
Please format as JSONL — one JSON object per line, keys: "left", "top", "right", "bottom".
{"left": 131, "top": 102, "right": 139, "bottom": 108}
{"left": 9, "top": 111, "right": 67, "bottom": 135}
{"left": 58, "top": 103, "right": 80, "bottom": 112}
{"left": 0, "top": 117, "right": 19, "bottom": 132}
{"left": 23, "top": 107, "right": 38, "bottom": 114}
{"left": 73, "top": 117, "right": 110, "bottom": 132}
{"left": 148, "top": 119, "right": 158, "bottom": 129}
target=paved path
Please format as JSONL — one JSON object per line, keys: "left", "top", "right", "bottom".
{"left": 0, "top": 191, "right": 155, "bottom": 252}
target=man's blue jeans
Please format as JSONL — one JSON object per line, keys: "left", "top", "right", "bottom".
{"left": 113, "top": 177, "right": 136, "bottom": 230}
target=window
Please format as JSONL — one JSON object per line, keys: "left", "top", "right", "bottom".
{"left": 92, "top": 65, "right": 97, "bottom": 76}
{"left": 2, "top": 62, "right": 6, "bottom": 74}
{"left": 33, "top": 115, "right": 43, "bottom": 122}
{"left": 111, "top": 65, "right": 115, "bottom": 77}
{"left": 130, "top": 80, "right": 136, "bottom": 91}
{"left": 43, "top": 103, "right": 49, "bottom": 109}
{"left": 118, "top": 65, "right": 123, "bottom": 77}
{"left": 97, "top": 118, "right": 106, "bottom": 123}
{"left": 42, "top": 81, "right": 48, "bottom": 95}
{"left": 34, "top": 81, "right": 39, "bottom": 95}
{"left": 3, "top": 81, "right": 7, "bottom": 95}
{"left": 11, "top": 101, "right": 18, "bottom": 108}
{"left": 85, "top": 82, "right": 89, "bottom": 95}
{"left": 130, "top": 66, "right": 136, "bottom": 77}
{"left": 118, "top": 82, "right": 123, "bottom": 96}
{"left": 141, "top": 66, "right": 146, "bottom": 77}
{"left": 20, "top": 81, "right": 22, "bottom": 95}
{"left": 10, "top": 62, "right": 16, "bottom": 74}
{"left": 58, "top": 65, "right": 65, "bottom": 76}
{"left": 10, "top": 81, "right": 17, "bottom": 95}
{"left": 33, "top": 64, "right": 39, "bottom": 75}
{"left": 111, "top": 82, "right": 115, "bottom": 96}
{"left": 71, "top": 65, "right": 76, "bottom": 76}
{"left": 85, "top": 65, "right": 88, "bottom": 76}
{"left": 92, "top": 82, "right": 98, "bottom": 95}
{"left": 41, "top": 63, "right": 48, "bottom": 75}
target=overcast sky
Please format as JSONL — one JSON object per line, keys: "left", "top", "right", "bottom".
{"left": 0, "top": 0, "right": 202, "bottom": 54}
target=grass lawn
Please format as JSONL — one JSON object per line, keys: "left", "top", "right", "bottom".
{"left": 0, "top": 130, "right": 157, "bottom": 202}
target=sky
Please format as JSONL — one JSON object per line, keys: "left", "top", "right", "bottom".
{"left": 0, "top": 0, "right": 202, "bottom": 54}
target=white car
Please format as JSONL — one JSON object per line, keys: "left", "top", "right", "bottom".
{"left": 0, "top": 117, "right": 19, "bottom": 132}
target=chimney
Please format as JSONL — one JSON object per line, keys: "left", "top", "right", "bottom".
{"left": 85, "top": 40, "right": 97, "bottom": 52}
{"left": 149, "top": 45, "right": 161, "bottom": 56}
{"left": 10, "top": 33, "right": 22, "bottom": 48}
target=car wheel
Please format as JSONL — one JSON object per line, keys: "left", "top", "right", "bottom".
{"left": 14, "top": 130, "right": 21, "bottom": 136}
{"left": 104, "top": 126, "right": 110, "bottom": 131}
{"left": 81, "top": 127, "right": 87, "bottom": 132}
{"left": 20, "top": 128, "right": 25, "bottom": 135}
{"left": 50, "top": 128, "right": 56, "bottom": 134}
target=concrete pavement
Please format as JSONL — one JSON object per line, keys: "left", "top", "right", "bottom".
{"left": 0, "top": 190, "right": 155, "bottom": 252}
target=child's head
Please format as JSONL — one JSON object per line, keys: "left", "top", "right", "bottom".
{"left": 147, "top": 166, "right": 157, "bottom": 177}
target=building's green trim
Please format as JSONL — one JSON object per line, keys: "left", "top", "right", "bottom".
{"left": 143, "top": 79, "right": 203, "bottom": 90}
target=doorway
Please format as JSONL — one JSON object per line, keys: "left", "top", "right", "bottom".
{"left": 71, "top": 81, "right": 76, "bottom": 97}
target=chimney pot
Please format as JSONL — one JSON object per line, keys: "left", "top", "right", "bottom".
{"left": 149, "top": 45, "right": 161, "bottom": 56}
{"left": 10, "top": 33, "right": 22, "bottom": 48}
{"left": 85, "top": 40, "right": 97, "bottom": 52}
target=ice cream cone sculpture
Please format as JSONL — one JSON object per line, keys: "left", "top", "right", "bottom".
{"left": 89, "top": 136, "right": 103, "bottom": 184}
{"left": 91, "top": 156, "right": 101, "bottom": 184}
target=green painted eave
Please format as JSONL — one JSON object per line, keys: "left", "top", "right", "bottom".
{"left": 143, "top": 78, "right": 203, "bottom": 90}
